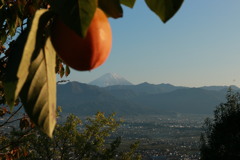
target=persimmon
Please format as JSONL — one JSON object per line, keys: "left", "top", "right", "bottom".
{"left": 51, "top": 8, "right": 112, "bottom": 71}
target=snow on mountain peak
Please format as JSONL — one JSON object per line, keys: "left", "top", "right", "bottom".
{"left": 89, "top": 73, "right": 133, "bottom": 87}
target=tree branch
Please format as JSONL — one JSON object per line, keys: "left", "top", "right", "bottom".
{"left": 0, "top": 104, "right": 23, "bottom": 128}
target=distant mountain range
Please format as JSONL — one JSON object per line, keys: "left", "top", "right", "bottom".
{"left": 57, "top": 74, "right": 239, "bottom": 116}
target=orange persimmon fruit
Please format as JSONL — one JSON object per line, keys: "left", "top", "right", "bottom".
{"left": 51, "top": 8, "right": 112, "bottom": 71}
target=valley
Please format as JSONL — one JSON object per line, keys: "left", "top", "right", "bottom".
{"left": 110, "top": 114, "right": 210, "bottom": 160}
{"left": 56, "top": 73, "right": 239, "bottom": 159}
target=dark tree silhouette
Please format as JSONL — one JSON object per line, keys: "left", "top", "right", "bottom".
{"left": 200, "top": 89, "right": 240, "bottom": 160}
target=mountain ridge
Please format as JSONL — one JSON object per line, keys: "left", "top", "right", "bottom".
{"left": 57, "top": 81, "right": 239, "bottom": 116}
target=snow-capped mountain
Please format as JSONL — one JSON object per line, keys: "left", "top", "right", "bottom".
{"left": 89, "top": 73, "right": 133, "bottom": 87}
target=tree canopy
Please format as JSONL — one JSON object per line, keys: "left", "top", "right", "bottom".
{"left": 200, "top": 89, "right": 240, "bottom": 160}
{"left": 1, "top": 112, "right": 141, "bottom": 159}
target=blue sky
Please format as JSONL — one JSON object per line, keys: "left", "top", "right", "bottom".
{"left": 62, "top": 0, "right": 240, "bottom": 87}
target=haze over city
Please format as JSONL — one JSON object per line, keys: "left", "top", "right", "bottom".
{"left": 58, "top": 0, "right": 240, "bottom": 87}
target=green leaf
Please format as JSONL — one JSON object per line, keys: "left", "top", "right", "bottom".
{"left": 4, "top": 30, "right": 29, "bottom": 107}
{"left": 120, "top": 0, "right": 136, "bottom": 8}
{"left": 0, "top": 6, "right": 6, "bottom": 26}
{"left": 52, "top": 0, "right": 97, "bottom": 37}
{"left": 99, "top": 0, "right": 123, "bottom": 18}
{"left": 78, "top": 0, "right": 98, "bottom": 37}
{"left": 145, "top": 0, "right": 184, "bottom": 23}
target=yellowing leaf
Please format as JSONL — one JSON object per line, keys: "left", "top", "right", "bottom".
{"left": 20, "top": 38, "right": 56, "bottom": 137}
{"left": 19, "top": 9, "right": 56, "bottom": 137}
{"left": 145, "top": 0, "right": 184, "bottom": 23}
{"left": 4, "top": 9, "right": 54, "bottom": 109}
{"left": 5, "top": 9, "right": 56, "bottom": 137}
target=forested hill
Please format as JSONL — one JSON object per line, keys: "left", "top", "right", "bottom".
{"left": 57, "top": 81, "right": 238, "bottom": 116}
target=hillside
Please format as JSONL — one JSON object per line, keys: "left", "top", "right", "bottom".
{"left": 57, "top": 81, "right": 151, "bottom": 116}
{"left": 57, "top": 81, "right": 236, "bottom": 116}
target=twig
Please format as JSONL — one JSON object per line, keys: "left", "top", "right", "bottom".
{"left": 0, "top": 105, "right": 23, "bottom": 128}
{"left": 0, "top": 128, "right": 34, "bottom": 151}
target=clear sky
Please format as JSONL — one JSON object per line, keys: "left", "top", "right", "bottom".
{"left": 61, "top": 0, "right": 240, "bottom": 87}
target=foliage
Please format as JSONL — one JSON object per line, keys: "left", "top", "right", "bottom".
{"left": 0, "top": 0, "right": 185, "bottom": 159}
{"left": 0, "top": 105, "right": 35, "bottom": 160}
{"left": 200, "top": 89, "right": 240, "bottom": 160}
{"left": 0, "top": 111, "right": 141, "bottom": 159}
{"left": 1, "top": 0, "right": 184, "bottom": 136}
